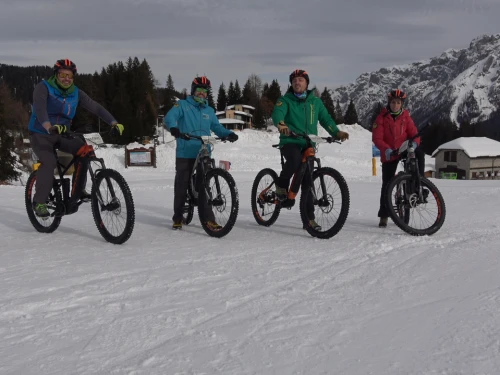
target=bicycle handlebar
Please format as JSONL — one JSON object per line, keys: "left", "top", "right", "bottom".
{"left": 178, "top": 133, "right": 234, "bottom": 143}
{"left": 289, "top": 131, "right": 342, "bottom": 144}
{"left": 389, "top": 122, "right": 431, "bottom": 156}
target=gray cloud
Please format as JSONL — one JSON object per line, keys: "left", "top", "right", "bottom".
{"left": 0, "top": 0, "right": 498, "bottom": 92}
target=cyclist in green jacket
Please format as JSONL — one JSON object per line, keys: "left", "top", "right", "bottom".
{"left": 271, "top": 69, "right": 349, "bottom": 222}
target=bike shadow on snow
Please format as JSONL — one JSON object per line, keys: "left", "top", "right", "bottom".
{"left": 0, "top": 205, "right": 104, "bottom": 242}
{"left": 134, "top": 204, "right": 209, "bottom": 238}
{"left": 233, "top": 215, "right": 317, "bottom": 239}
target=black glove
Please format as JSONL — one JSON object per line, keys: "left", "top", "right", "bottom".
{"left": 227, "top": 132, "right": 238, "bottom": 142}
{"left": 170, "top": 127, "right": 180, "bottom": 138}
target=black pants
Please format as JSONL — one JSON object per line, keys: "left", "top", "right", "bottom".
{"left": 277, "top": 144, "right": 314, "bottom": 219}
{"left": 378, "top": 147, "right": 426, "bottom": 217}
{"left": 30, "top": 132, "right": 86, "bottom": 205}
{"left": 173, "top": 158, "right": 215, "bottom": 223}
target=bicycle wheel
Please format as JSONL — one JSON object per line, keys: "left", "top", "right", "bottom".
{"left": 25, "top": 171, "right": 63, "bottom": 233}
{"left": 386, "top": 173, "right": 446, "bottom": 236}
{"left": 394, "top": 175, "right": 410, "bottom": 225}
{"left": 198, "top": 168, "right": 239, "bottom": 238}
{"left": 251, "top": 168, "right": 281, "bottom": 226}
{"left": 300, "top": 167, "right": 350, "bottom": 239}
{"left": 91, "top": 169, "right": 135, "bottom": 244}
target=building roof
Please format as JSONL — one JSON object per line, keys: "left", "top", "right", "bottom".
{"left": 234, "top": 111, "right": 252, "bottom": 117}
{"left": 226, "top": 104, "right": 255, "bottom": 110}
{"left": 215, "top": 111, "right": 225, "bottom": 116}
{"left": 218, "top": 118, "right": 245, "bottom": 124}
{"left": 432, "top": 137, "right": 500, "bottom": 158}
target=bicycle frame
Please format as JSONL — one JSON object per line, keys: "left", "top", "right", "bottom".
{"left": 281, "top": 133, "right": 338, "bottom": 205}
{"left": 394, "top": 138, "right": 425, "bottom": 204}
{"left": 50, "top": 133, "right": 118, "bottom": 215}
{"left": 185, "top": 135, "right": 223, "bottom": 205}
{"left": 391, "top": 123, "right": 431, "bottom": 209}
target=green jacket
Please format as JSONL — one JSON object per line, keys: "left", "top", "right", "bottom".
{"left": 271, "top": 89, "right": 339, "bottom": 148}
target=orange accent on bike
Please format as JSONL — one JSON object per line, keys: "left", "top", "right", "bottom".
{"left": 301, "top": 147, "right": 315, "bottom": 162}
{"left": 71, "top": 163, "right": 81, "bottom": 195}
{"left": 434, "top": 191, "right": 443, "bottom": 219}
{"left": 28, "top": 176, "right": 35, "bottom": 197}
{"left": 76, "top": 144, "right": 95, "bottom": 158}
{"left": 288, "top": 191, "right": 297, "bottom": 199}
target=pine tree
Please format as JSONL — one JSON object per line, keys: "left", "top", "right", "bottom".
{"left": 241, "top": 79, "right": 253, "bottom": 105}
{"left": 0, "top": 84, "right": 21, "bottom": 183}
{"left": 216, "top": 83, "right": 227, "bottom": 111}
{"left": 460, "top": 120, "right": 474, "bottom": 137}
{"left": 335, "top": 100, "right": 345, "bottom": 124}
{"left": 227, "top": 81, "right": 238, "bottom": 105}
{"left": 262, "top": 83, "right": 270, "bottom": 97}
{"left": 320, "top": 87, "right": 336, "bottom": 122}
{"left": 234, "top": 80, "right": 242, "bottom": 103}
{"left": 344, "top": 99, "right": 359, "bottom": 125}
{"left": 162, "top": 76, "right": 177, "bottom": 116}
{"left": 265, "top": 79, "right": 282, "bottom": 104}
{"left": 252, "top": 99, "right": 266, "bottom": 129}
{"left": 166, "top": 74, "right": 175, "bottom": 90}
{"left": 312, "top": 87, "right": 320, "bottom": 97}
{"left": 207, "top": 88, "right": 216, "bottom": 109}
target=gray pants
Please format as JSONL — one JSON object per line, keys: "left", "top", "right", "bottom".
{"left": 173, "top": 158, "right": 215, "bottom": 223}
{"left": 29, "top": 132, "right": 86, "bottom": 204}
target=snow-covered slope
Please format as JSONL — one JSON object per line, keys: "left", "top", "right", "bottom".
{"left": 2, "top": 127, "right": 500, "bottom": 374}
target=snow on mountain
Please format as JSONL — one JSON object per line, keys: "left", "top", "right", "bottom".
{"left": 332, "top": 34, "right": 500, "bottom": 128}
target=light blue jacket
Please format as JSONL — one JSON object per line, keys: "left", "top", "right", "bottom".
{"left": 164, "top": 96, "right": 233, "bottom": 158}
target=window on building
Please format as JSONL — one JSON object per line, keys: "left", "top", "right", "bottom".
{"left": 444, "top": 151, "right": 457, "bottom": 162}
{"left": 472, "top": 172, "right": 477, "bottom": 179}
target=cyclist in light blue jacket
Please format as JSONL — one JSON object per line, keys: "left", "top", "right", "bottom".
{"left": 164, "top": 75, "right": 238, "bottom": 230}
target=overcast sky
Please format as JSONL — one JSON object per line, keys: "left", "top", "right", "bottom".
{"left": 1, "top": 0, "right": 498, "bottom": 93}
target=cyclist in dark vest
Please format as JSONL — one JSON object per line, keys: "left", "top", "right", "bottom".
{"left": 28, "top": 59, "right": 124, "bottom": 217}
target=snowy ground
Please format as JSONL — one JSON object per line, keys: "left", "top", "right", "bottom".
{"left": 1, "top": 125, "right": 500, "bottom": 374}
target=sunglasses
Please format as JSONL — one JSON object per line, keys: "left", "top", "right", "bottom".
{"left": 58, "top": 72, "right": 74, "bottom": 79}
{"left": 195, "top": 87, "right": 208, "bottom": 93}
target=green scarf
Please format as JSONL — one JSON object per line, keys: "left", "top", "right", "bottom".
{"left": 193, "top": 96, "right": 207, "bottom": 105}
{"left": 46, "top": 75, "right": 75, "bottom": 96}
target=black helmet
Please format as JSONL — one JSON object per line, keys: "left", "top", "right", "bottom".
{"left": 54, "top": 58, "right": 77, "bottom": 75}
{"left": 289, "top": 69, "right": 309, "bottom": 85}
{"left": 191, "top": 76, "right": 211, "bottom": 95}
